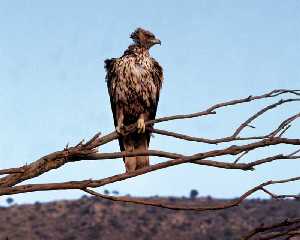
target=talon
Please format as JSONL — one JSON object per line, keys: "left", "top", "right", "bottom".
{"left": 116, "top": 124, "right": 124, "bottom": 135}
{"left": 137, "top": 118, "right": 145, "bottom": 133}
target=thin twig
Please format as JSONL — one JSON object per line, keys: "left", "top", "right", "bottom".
{"left": 233, "top": 151, "right": 250, "bottom": 164}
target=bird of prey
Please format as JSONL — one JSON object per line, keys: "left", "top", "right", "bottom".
{"left": 105, "top": 28, "right": 163, "bottom": 172}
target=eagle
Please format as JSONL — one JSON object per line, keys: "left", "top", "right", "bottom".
{"left": 105, "top": 28, "right": 163, "bottom": 172}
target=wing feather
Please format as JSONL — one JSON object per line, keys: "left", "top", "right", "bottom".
{"left": 147, "top": 58, "right": 163, "bottom": 145}
{"left": 105, "top": 58, "right": 125, "bottom": 153}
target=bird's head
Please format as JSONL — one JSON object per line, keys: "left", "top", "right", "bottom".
{"left": 130, "top": 28, "right": 161, "bottom": 49}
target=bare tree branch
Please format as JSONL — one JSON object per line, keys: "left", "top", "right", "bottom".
{"left": 1, "top": 143, "right": 300, "bottom": 197}
{"left": 242, "top": 218, "right": 300, "bottom": 240}
{"left": 81, "top": 175, "right": 300, "bottom": 212}
{"left": 152, "top": 111, "right": 300, "bottom": 145}
{"left": 0, "top": 89, "right": 300, "bottom": 238}
{"left": 0, "top": 167, "right": 26, "bottom": 175}
{"left": 1, "top": 108, "right": 299, "bottom": 188}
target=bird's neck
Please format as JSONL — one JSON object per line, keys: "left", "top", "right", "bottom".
{"left": 125, "top": 44, "right": 150, "bottom": 57}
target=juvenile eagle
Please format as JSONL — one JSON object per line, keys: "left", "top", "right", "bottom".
{"left": 105, "top": 28, "right": 163, "bottom": 172}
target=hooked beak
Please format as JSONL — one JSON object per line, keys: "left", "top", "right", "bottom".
{"left": 152, "top": 38, "right": 161, "bottom": 45}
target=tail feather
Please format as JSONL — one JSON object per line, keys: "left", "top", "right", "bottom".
{"left": 121, "top": 132, "right": 150, "bottom": 172}
{"left": 135, "top": 133, "right": 150, "bottom": 169}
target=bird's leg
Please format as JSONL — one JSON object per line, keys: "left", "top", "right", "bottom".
{"left": 116, "top": 106, "right": 125, "bottom": 134}
{"left": 116, "top": 124, "right": 124, "bottom": 135}
{"left": 137, "top": 114, "right": 146, "bottom": 134}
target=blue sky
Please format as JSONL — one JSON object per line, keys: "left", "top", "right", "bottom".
{"left": 0, "top": 0, "right": 300, "bottom": 204}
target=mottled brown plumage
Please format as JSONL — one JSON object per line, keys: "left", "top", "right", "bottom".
{"left": 105, "top": 28, "right": 163, "bottom": 172}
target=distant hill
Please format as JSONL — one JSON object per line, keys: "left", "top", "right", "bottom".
{"left": 1, "top": 196, "right": 300, "bottom": 240}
